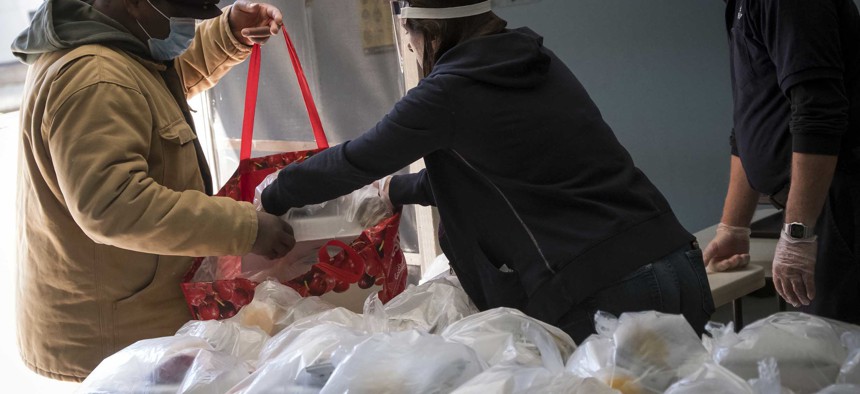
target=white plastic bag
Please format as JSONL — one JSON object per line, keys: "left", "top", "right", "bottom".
{"left": 707, "top": 312, "right": 860, "bottom": 393}
{"left": 232, "top": 280, "right": 334, "bottom": 336}
{"left": 566, "top": 310, "right": 709, "bottom": 394}
{"left": 816, "top": 384, "right": 860, "bottom": 394}
{"left": 452, "top": 365, "right": 619, "bottom": 394}
{"left": 441, "top": 307, "right": 576, "bottom": 369}
{"left": 228, "top": 324, "right": 369, "bottom": 393}
{"left": 839, "top": 331, "right": 860, "bottom": 385}
{"left": 363, "top": 276, "right": 479, "bottom": 334}
{"left": 78, "top": 336, "right": 251, "bottom": 394}
{"left": 175, "top": 319, "right": 269, "bottom": 368}
{"left": 243, "top": 173, "right": 390, "bottom": 283}
{"left": 664, "top": 361, "right": 756, "bottom": 394}
{"left": 319, "top": 330, "right": 485, "bottom": 394}
{"left": 257, "top": 307, "right": 366, "bottom": 366}
{"left": 746, "top": 357, "right": 794, "bottom": 394}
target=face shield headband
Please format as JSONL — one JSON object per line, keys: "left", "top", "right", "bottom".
{"left": 392, "top": 0, "right": 493, "bottom": 19}
{"left": 389, "top": 1, "right": 493, "bottom": 72}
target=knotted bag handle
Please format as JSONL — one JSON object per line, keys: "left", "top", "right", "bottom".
{"left": 315, "top": 240, "right": 366, "bottom": 284}
{"left": 240, "top": 28, "right": 329, "bottom": 161}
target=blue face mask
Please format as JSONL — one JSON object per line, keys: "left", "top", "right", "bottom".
{"left": 137, "top": 0, "right": 196, "bottom": 61}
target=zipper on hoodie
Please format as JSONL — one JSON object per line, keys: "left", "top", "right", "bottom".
{"left": 452, "top": 150, "right": 556, "bottom": 274}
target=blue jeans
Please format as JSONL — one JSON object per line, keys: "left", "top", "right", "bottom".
{"left": 555, "top": 243, "right": 715, "bottom": 344}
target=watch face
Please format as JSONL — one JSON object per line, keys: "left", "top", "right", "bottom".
{"left": 789, "top": 223, "right": 806, "bottom": 239}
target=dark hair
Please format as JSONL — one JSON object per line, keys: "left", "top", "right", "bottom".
{"left": 404, "top": 0, "right": 507, "bottom": 75}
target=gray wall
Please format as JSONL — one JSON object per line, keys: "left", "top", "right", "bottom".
{"left": 495, "top": 0, "right": 733, "bottom": 233}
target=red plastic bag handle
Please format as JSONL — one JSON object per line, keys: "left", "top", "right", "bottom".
{"left": 315, "top": 240, "right": 366, "bottom": 284}
{"left": 240, "top": 29, "right": 329, "bottom": 161}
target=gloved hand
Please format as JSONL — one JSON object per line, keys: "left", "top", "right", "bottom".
{"left": 773, "top": 231, "right": 817, "bottom": 307}
{"left": 253, "top": 170, "right": 281, "bottom": 212}
{"left": 703, "top": 223, "right": 751, "bottom": 273}
{"left": 346, "top": 177, "right": 394, "bottom": 228}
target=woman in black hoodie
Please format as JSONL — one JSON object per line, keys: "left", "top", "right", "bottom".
{"left": 262, "top": 0, "right": 714, "bottom": 343}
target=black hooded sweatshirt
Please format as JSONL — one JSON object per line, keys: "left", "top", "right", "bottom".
{"left": 262, "top": 27, "right": 693, "bottom": 325}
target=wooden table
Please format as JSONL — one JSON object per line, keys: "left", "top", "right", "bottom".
{"left": 694, "top": 209, "right": 781, "bottom": 330}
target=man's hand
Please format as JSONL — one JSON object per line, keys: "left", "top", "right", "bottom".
{"left": 229, "top": 1, "right": 284, "bottom": 46}
{"left": 703, "top": 223, "right": 752, "bottom": 272}
{"left": 251, "top": 211, "right": 295, "bottom": 260}
{"left": 773, "top": 232, "right": 817, "bottom": 307}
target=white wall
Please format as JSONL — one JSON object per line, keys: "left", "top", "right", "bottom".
{"left": 1, "top": 0, "right": 43, "bottom": 64}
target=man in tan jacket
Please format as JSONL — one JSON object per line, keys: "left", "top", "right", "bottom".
{"left": 12, "top": 0, "right": 295, "bottom": 382}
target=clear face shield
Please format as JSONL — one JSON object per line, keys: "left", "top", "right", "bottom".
{"left": 389, "top": 0, "right": 493, "bottom": 73}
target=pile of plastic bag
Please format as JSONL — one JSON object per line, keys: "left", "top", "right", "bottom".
{"left": 80, "top": 274, "right": 860, "bottom": 394}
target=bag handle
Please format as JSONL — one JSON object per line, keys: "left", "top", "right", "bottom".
{"left": 240, "top": 29, "right": 329, "bottom": 161}
{"left": 315, "top": 240, "right": 366, "bottom": 284}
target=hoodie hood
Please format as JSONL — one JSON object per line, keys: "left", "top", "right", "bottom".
{"left": 430, "top": 27, "right": 551, "bottom": 89}
{"left": 11, "top": 0, "right": 149, "bottom": 64}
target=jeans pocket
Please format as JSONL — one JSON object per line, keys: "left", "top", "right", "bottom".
{"left": 591, "top": 264, "right": 663, "bottom": 317}
{"left": 685, "top": 247, "right": 716, "bottom": 316}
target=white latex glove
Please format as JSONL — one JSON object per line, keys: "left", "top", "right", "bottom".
{"left": 773, "top": 231, "right": 817, "bottom": 307}
{"left": 253, "top": 170, "right": 281, "bottom": 212}
{"left": 345, "top": 178, "right": 394, "bottom": 228}
{"left": 703, "top": 224, "right": 751, "bottom": 273}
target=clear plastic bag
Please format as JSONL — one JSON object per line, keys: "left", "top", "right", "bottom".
{"left": 816, "top": 384, "right": 860, "bottom": 394}
{"left": 707, "top": 312, "right": 860, "bottom": 393}
{"left": 663, "top": 362, "right": 755, "bottom": 394}
{"left": 231, "top": 280, "right": 334, "bottom": 336}
{"left": 363, "top": 276, "right": 479, "bottom": 334}
{"left": 319, "top": 330, "right": 486, "bottom": 394}
{"left": 839, "top": 331, "right": 860, "bottom": 385}
{"left": 451, "top": 365, "right": 619, "bottom": 394}
{"left": 175, "top": 319, "right": 269, "bottom": 368}
{"left": 566, "top": 310, "right": 709, "bottom": 394}
{"left": 227, "top": 324, "right": 370, "bottom": 393}
{"left": 258, "top": 306, "right": 367, "bottom": 366}
{"left": 242, "top": 173, "right": 388, "bottom": 283}
{"left": 440, "top": 307, "right": 577, "bottom": 369}
{"left": 78, "top": 336, "right": 251, "bottom": 394}
{"left": 746, "top": 357, "right": 794, "bottom": 394}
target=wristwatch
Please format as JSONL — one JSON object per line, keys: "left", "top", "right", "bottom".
{"left": 783, "top": 222, "right": 814, "bottom": 240}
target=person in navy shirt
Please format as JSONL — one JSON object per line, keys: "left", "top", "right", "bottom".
{"left": 262, "top": 0, "right": 714, "bottom": 342}
{"left": 705, "top": 0, "right": 860, "bottom": 324}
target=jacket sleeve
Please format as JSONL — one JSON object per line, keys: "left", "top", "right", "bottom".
{"left": 45, "top": 81, "right": 259, "bottom": 257}
{"left": 175, "top": 5, "right": 252, "bottom": 99}
{"left": 261, "top": 77, "right": 455, "bottom": 215}
{"left": 390, "top": 170, "right": 436, "bottom": 207}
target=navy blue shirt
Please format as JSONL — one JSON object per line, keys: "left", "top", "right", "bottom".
{"left": 727, "top": 0, "right": 860, "bottom": 195}
{"left": 262, "top": 28, "right": 692, "bottom": 325}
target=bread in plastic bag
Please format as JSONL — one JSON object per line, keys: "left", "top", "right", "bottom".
{"left": 318, "top": 330, "right": 485, "bottom": 394}
{"left": 232, "top": 280, "right": 334, "bottom": 336}
{"left": 78, "top": 336, "right": 251, "bottom": 394}
{"left": 175, "top": 319, "right": 269, "bottom": 368}
{"left": 363, "top": 276, "right": 479, "bottom": 334}
{"left": 566, "top": 310, "right": 709, "bottom": 394}
{"left": 441, "top": 307, "right": 576, "bottom": 368}
{"left": 706, "top": 312, "right": 860, "bottom": 393}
